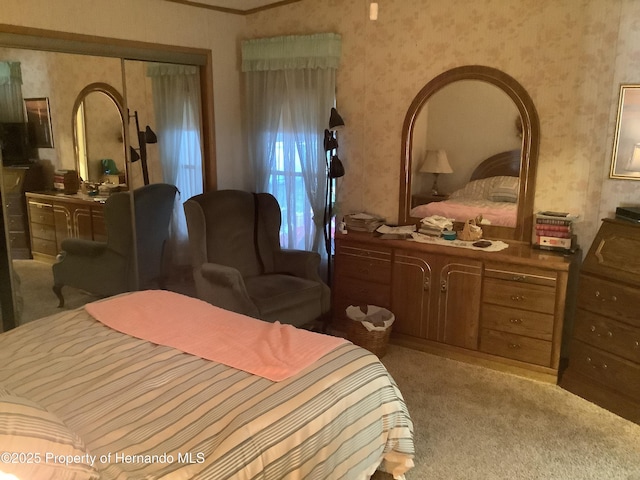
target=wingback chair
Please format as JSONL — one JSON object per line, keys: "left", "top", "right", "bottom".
{"left": 183, "top": 190, "right": 330, "bottom": 328}
{"left": 52, "top": 183, "right": 178, "bottom": 307}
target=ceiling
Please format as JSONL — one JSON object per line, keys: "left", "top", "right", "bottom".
{"left": 165, "top": 0, "right": 298, "bottom": 13}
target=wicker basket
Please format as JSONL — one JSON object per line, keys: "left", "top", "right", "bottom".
{"left": 346, "top": 319, "right": 392, "bottom": 358}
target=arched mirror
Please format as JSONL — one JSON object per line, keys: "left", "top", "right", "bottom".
{"left": 399, "top": 65, "right": 540, "bottom": 243}
{"left": 72, "top": 82, "right": 127, "bottom": 187}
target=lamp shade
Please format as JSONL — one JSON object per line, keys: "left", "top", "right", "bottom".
{"left": 329, "top": 107, "right": 345, "bottom": 130}
{"left": 130, "top": 146, "right": 140, "bottom": 162}
{"left": 144, "top": 126, "right": 158, "bottom": 144}
{"left": 420, "top": 150, "right": 453, "bottom": 174}
{"left": 324, "top": 129, "right": 339, "bottom": 151}
{"left": 329, "top": 155, "right": 345, "bottom": 178}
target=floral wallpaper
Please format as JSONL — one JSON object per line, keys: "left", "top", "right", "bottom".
{"left": 246, "top": 0, "right": 639, "bottom": 249}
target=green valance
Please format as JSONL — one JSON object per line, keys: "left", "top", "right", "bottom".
{"left": 241, "top": 33, "right": 341, "bottom": 72}
{"left": 0, "top": 62, "right": 22, "bottom": 86}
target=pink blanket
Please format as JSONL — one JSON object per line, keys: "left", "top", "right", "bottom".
{"left": 85, "top": 290, "right": 347, "bottom": 382}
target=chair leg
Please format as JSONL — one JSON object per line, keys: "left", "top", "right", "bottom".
{"left": 53, "top": 285, "right": 65, "bottom": 308}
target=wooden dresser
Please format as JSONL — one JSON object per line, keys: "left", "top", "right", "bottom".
{"left": 560, "top": 218, "right": 640, "bottom": 424}
{"left": 25, "top": 192, "right": 106, "bottom": 261}
{"left": 333, "top": 232, "right": 579, "bottom": 383}
{"left": 2, "top": 165, "right": 45, "bottom": 259}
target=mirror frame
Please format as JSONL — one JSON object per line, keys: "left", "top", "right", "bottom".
{"left": 72, "top": 82, "right": 127, "bottom": 187}
{"left": 399, "top": 65, "right": 540, "bottom": 243}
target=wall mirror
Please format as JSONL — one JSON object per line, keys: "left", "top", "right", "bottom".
{"left": 73, "top": 83, "right": 127, "bottom": 186}
{"left": 399, "top": 65, "right": 540, "bottom": 243}
{"left": 0, "top": 25, "right": 214, "bottom": 332}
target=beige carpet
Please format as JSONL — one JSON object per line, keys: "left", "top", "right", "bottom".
{"left": 377, "top": 345, "right": 640, "bottom": 480}
{"left": 11, "top": 259, "right": 101, "bottom": 325}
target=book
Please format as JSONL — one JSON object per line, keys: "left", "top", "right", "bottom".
{"left": 534, "top": 224, "right": 571, "bottom": 232}
{"left": 535, "top": 228, "right": 571, "bottom": 238}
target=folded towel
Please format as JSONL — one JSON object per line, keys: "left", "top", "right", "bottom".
{"left": 85, "top": 290, "right": 347, "bottom": 382}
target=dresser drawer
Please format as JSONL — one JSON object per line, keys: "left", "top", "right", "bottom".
{"left": 568, "top": 340, "right": 640, "bottom": 399}
{"left": 31, "top": 237, "right": 58, "bottom": 257}
{"left": 484, "top": 262, "right": 557, "bottom": 287}
{"left": 578, "top": 274, "right": 640, "bottom": 327}
{"left": 30, "top": 222, "right": 56, "bottom": 242}
{"left": 483, "top": 277, "right": 556, "bottom": 314}
{"left": 481, "top": 303, "right": 554, "bottom": 341}
{"left": 480, "top": 328, "right": 552, "bottom": 367}
{"left": 7, "top": 214, "right": 26, "bottom": 232}
{"left": 573, "top": 308, "right": 640, "bottom": 363}
{"left": 8, "top": 232, "right": 28, "bottom": 250}
{"left": 29, "top": 202, "right": 55, "bottom": 225}
{"left": 335, "top": 245, "right": 392, "bottom": 283}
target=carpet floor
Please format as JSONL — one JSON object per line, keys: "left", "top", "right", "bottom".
{"left": 377, "top": 345, "right": 640, "bottom": 480}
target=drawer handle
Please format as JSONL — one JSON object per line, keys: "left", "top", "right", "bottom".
{"left": 589, "top": 326, "right": 613, "bottom": 338}
{"left": 594, "top": 291, "right": 617, "bottom": 302}
{"left": 508, "top": 343, "right": 521, "bottom": 349}
{"left": 635, "top": 341, "right": 639, "bottom": 349}
{"left": 510, "top": 295, "right": 525, "bottom": 302}
{"left": 423, "top": 279, "right": 430, "bottom": 291}
{"left": 509, "top": 318, "right": 523, "bottom": 324}
{"left": 511, "top": 275, "right": 527, "bottom": 281}
{"left": 586, "top": 357, "right": 608, "bottom": 369}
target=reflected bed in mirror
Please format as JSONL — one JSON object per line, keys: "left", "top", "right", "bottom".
{"left": 411, "top": 149, "right": 521, "bottom": 227}
{"left": 399, "top": 65, "right": 540, "bottom": 243}
{"left": 72, "top": 82, "right": 127, "bottom": 187}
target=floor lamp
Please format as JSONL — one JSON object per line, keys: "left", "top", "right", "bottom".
{"left": 129, "top": 110, "right": 158, "bottom": 185}
{"left": 324, "top": 108, "right": 345, "bottom": 285}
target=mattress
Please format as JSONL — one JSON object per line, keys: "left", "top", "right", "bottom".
{"left": 0, "top": 294, "right": 414, "bottom": 480}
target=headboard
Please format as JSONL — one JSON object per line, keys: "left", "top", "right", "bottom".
{"left": 469, "top": 149, "right": 521, "bottom": 181}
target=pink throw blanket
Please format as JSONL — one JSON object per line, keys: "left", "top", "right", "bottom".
{"left": 85, "top": 290, "right": 347, "bottom": 382}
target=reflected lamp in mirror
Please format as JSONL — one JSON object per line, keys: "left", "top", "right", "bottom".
{"left": 420, "top": 149, "right": 453, "bottom": 195}
{"left": 630, "top": 143, "right": 640, "bottom": 170}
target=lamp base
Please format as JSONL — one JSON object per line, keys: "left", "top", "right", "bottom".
{"left": 431, "top": 173, "right": 441, "bottom": 196}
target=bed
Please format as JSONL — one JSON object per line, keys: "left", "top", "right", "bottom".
{"left": 410, "top": 149, "right": 521, "bottom": 227}
{"left": 0, "top": 290, "right": 414, "bottom": 480}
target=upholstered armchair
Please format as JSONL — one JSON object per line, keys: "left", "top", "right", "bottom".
{"left": 183, "top": 190, "right": 330, "bottom": 328}
{"left": 52, "top": 183, "right": 178, "bottom": 307}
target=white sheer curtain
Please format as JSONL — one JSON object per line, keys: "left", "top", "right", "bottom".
{"left": 242, "top": 34, "right": 341, "bottom": 256}
{"left": 0, "top": 62, "right": 25, "bottom": 122}
{"left": 147, "top": 63, "right": 203, "bottom": 266}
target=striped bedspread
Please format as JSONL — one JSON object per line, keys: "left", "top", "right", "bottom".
{"left": 0, "top": 306, "right": 414, "bottom": 479}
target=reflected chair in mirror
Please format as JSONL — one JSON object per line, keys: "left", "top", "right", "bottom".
{"left": 52, "top": 183, "right": 178, "bottom": 307}
{"left": 183, "top": 189, "right": 330, "bottom": 328}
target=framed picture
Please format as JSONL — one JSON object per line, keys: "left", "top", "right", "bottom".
{"left": 610, "top": 85, "right": 640, "bottom": 180}
{"left": 24, "top": 97, "right": 54, "bottom": 148}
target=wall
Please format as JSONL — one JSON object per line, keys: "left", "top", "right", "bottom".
{"left": 1, "top": 0, "right": 249, "bottom": 190}
{"left": 245, "top": 0, "right": 639, "bottom": 249}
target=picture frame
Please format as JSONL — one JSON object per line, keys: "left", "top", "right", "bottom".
{"left": 24, "top": 97, "right": 54, "bottom": 148}
{"left": 610, "top": 84, "right": 640, "bottom": 180}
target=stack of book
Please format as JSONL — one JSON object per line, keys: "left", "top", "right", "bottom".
{"left": 533, "top": 211, "right": 577, "bottom": 251}
{"left": 344, "top": 213, "right": 385, "bottom": 232}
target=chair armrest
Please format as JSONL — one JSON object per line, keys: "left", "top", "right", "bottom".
{"left": 196, "top": 263, "right": 260, "bottom": 318}
{"left": 59, "top": 238, "right": 108, "bottom": 257}
{"left": 273, "top": 249, "right": 321, "bottom": 281}
{"left": 200, "top": 262, "right": 247, "bottom": 291}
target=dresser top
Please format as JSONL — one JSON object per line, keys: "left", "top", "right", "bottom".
{"left": 336, "top": 231, "right": 577, "bottom": 272}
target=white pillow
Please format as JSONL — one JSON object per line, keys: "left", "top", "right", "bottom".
{"left": 449, "top": 178, "right": 493, "bottom": 200}
{"left": 0, "top": 388, "right": 99, "bottom": 480}
{"left": 488, "top": 176, "right": 519, "bottom": 203}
